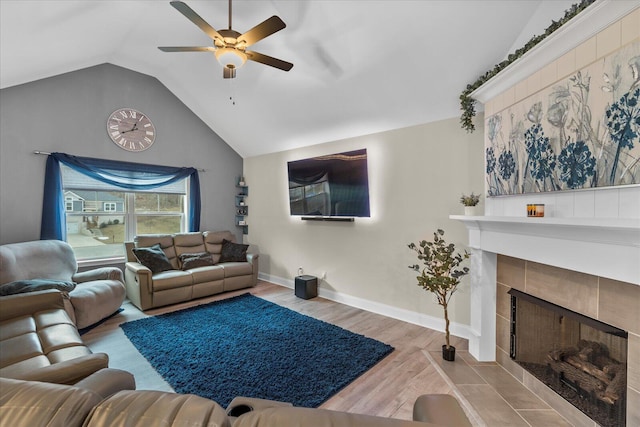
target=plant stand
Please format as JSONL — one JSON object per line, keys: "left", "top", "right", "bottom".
{"left": 442, "top": 345, "right": 456, "bottom": 361}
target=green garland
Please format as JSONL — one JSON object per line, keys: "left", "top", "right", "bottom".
{"left": 459, "top": 0, "right": 597, "bottom": 133}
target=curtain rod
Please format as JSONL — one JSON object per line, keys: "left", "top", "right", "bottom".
{"left": 33, "top": 150, "right": 206, "bottom": 172}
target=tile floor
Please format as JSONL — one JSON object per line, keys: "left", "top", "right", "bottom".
{"left": 432, "top": 349, "right": 576, "bottom": 427}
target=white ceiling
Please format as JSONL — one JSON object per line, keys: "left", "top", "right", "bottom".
{"left": 0, "top": 0, "right": 577, "bottom": 158}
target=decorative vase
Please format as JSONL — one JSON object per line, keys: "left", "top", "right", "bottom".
{"left": 464, "top": 206, "right": 476, "bottom": 216}
{"left": 442, "top": 344, "right": 456, "bottom": 361}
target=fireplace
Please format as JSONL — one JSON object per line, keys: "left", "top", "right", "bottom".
{"left": 509, "top": 289, "right": 628, "bottom": 427}
{"left": 453, "top": 214, "right": 640, "bottom": 425}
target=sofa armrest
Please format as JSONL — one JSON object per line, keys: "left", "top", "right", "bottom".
{"left": 124, "top": 262, "right": 154, "bottom": 310}
{"left": 4, "top": 353, "right": 110, "bottom": 385}
{"left": 74, "top": 368, "right": 136, "bottom": 398}
{"left": 413, "top": 394, "right": 472, "bottom": 427}
{"left": 125, "top": 261, "right": 152, "bottom": 276}
{"left": 0, "top": 289, "right": 64, "bottom": 322}
{"left": 85, "top": 390, "right": 230, "bottom": 427}
{"left": 246, "top": 253, "right": 259, "bottom": 285}
{"left": 125, "top": 262, "right": 152, "bottom": 291}
{"left": 73, "top": 267, "right": 124, "bottom": 284}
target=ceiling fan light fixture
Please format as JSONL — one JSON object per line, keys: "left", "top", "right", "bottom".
{"left": 215, "top": 47, "right": 247, "bottom": 69}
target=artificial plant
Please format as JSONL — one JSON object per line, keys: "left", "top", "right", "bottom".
{"left": 408, "top": 229, "right": 470, "bottom": 350}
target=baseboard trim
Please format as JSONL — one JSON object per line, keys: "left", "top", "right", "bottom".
{"left": 258, "top": 272, "right": 472, "bottom": 341}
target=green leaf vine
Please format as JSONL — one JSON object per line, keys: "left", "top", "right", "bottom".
{"left": 460, "top": 0, "right": 597, "bottom": 133}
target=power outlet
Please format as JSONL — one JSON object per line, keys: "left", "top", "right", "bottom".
{"left": 321, "top": 271, "right": 326, "bottom": 280}
{"left": 297, "top": 267, "right": 304, "bottom": 276}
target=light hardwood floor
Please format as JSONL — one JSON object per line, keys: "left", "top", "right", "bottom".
{"left": 82, "top": 280, "right": 568, "bottom": 426}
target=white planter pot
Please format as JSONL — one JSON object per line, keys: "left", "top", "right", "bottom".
{"left": 464, "top": 206, "right": 477, "bottom": 216}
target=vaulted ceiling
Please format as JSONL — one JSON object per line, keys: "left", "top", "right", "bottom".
{"left": 1, "top": 0, "right": 577, "bottom": 157}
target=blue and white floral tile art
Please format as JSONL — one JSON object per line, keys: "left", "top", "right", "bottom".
{"left": 485, "top": 39, "right": 640, "bottom": 196}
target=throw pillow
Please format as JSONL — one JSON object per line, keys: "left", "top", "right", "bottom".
{"left": 179, "top": 252, "right": 215, "bottom": 270}
{"left": 132, "top": 244, "right": 174, "bottom": 274}
{"left": 219, "top": 239, "right": 249, "bottom": 263}
{"left": 0, "top": 279, "right": 76, "bottom": 296}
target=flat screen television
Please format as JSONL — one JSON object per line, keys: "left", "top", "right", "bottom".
{"left": 287, "top": 149, "right": 370, "bottom": 218}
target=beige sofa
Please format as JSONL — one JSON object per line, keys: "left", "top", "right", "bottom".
{"left": 124, "top": 230, "right": 258, "bottom": 311}
{"left": 1, "top": 372, "right": 472, "bottom": 427}
{"left": 0, "top": 240, "right": 126, "bottom": 329}
{"left": 0, "top": 290, "right": 110, "bottom": 384}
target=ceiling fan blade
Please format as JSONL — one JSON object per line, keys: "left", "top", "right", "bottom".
{"left": 170, "top": 1, "right": 223, "bottom": 41}
{"left": 158, "top": 46, "right": 215, "bottom": 52}
{"left": 237, "top": 16, "right": 286, "bottom": 47}
{"left": 246, "top": 51, "right": 293, "bottom": 71}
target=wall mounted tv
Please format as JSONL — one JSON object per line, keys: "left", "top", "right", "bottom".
{"left": 287, "top": 148, "right": 370, "bottom": 219}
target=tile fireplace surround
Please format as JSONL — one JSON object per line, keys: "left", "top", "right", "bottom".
{"left": 453, "top": 215, "right": 639, "bottom": 426}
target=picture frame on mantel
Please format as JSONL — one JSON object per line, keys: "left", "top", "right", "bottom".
{"left": 484, "top": 39, "right": 639, "bottom": 196}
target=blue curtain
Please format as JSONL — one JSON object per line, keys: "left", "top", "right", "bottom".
{"left": 40, "top": 152, "right": 200, "bottom": 240}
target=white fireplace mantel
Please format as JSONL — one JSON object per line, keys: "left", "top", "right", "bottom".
{"left": 451, "top": 215, "right": 640, "bottom": 285}
{"left": 451, "top": 215, "right": 639, "bottom": 361}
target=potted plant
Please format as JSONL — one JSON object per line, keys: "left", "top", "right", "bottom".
{"left": 460, "top": 192, "right": 480, "bottom": 216}
{"left": 408, "top": 229, "right": 470, "bottom": 361}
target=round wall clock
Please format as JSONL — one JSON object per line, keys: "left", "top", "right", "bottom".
{"left": 107, "top": 108, "right": 156, "bottom": 152}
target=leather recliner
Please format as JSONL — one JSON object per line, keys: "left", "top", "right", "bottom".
{"left": 0, "top": 240, "right": 126, "bottom": 329}
{"left": 0, "top": 371, "right": 472, "bottom": 427}
{"left": 0, "top": 289, "right": 110, "bottom": 383}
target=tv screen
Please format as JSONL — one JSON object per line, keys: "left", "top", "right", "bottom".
{"left": 287, "top": 149, "right": 370, "bottom": 218}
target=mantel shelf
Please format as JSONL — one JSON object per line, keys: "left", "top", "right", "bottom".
{"left": 450, "top": 214, "right": 640, "bottom": 285}
{"left": 450, "top": 215, "right": 639, "bottom": 232}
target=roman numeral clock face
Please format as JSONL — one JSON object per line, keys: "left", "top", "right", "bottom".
{"left": 107, "top": 108, "right": 156, "bottom": 152}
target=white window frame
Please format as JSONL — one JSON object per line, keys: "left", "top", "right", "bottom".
{"left": 63, "top": 183, "right": 189, "bottom": 263}
{"left": 104, "top": 202, "right": 117, "bottom": 212}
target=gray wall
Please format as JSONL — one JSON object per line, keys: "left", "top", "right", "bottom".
{"left": 0, "top": 63, "right": 243, "bottom": 244}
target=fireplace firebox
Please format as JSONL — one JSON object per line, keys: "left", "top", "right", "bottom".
{"left": 508, "top": 289, "right": 628, "bottom": 427}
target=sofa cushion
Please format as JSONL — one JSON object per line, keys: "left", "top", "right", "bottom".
{"left": 219, "top": 240, "right": 249, "bottom": 263}
{"left": 188, "top": 265, "right": 225, "bottom": 283}
{"left": 221, "top": 262, "right": 253, "bottom": 277}
{"left": 0, "top": 240, "right": 76, "bottom": 285}
{"left": 174, "top": 232, "right": 206, "bottom": 258}
{"left": 0, "top": 279, "right": 76, "bottom": 296}
{"left": 179, "top": 252, "right": 216, "bottom": 270}
{"left": 203, "top": 231, "right": 236, "bottom": 262}
{"left": 151, "top": 270, "right": 193, "bottom": 291}
{"left": 132, "top": 244, "right": 173, "bottom": 274}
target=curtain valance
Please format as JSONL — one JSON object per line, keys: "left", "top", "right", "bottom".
{"left": 40, "top": 152, "right": 200, "bottom": 240}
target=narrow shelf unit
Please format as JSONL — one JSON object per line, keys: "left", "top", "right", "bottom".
{"left": 235, "top": 179, "right": 248, "bottom": 234}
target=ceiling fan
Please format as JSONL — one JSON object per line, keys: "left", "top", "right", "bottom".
{"left": 159, "top": 0, "right": 293, "bottom": 78}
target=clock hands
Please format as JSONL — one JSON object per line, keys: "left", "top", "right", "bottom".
{"left": 121, "top": 123, "right": 138, "bottom": 134}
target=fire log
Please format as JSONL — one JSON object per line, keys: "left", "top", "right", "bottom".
{"left": 546, "top": 355, "right": 606, "bottom": 393}
{"left": 599, "top": 366, "right": 627, "bottom": 405}
{"left": 548, "top": 347, "right": 578, "bottom": 361}
{"left": 577, "top": 340, "right": 606, "bottom": 362}
{"left": 565, "top": 355, "right": 612, "bottom": 385}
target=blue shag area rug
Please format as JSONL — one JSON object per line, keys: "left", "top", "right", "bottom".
{"left": 120, "top": 293, "right": 394, "bottom": 408}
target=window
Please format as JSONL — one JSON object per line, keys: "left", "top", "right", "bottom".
{"left": 61, "top": 165, "right": 188, "bottom": 261}
{"left": 65, "top": 197, "right": 74, "bottom": 212}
